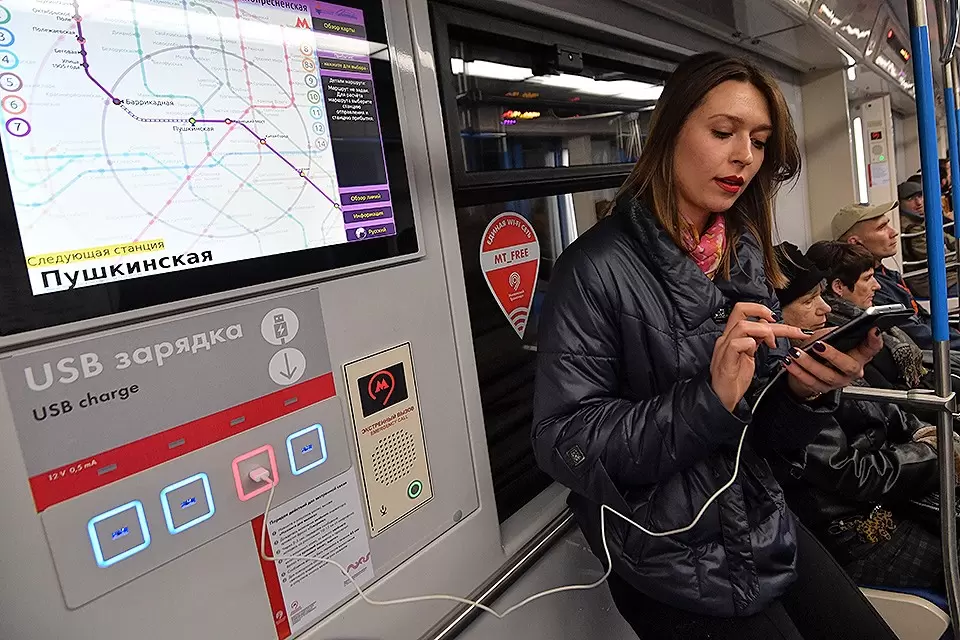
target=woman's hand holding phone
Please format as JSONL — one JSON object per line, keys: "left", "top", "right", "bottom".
{"left": 710, "top": 303, "right": 808, "bottom": 411}
{"left": 710, "top": 303, "right": 884, "bottom": 412}
{"left": 782, "top": 329, "right": 883, "bottom": 399}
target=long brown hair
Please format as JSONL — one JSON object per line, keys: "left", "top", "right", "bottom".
{"left": 618, "top": 51, "right": 801, "bottom": 288}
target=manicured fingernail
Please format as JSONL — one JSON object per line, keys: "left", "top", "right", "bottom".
{"left": 789, "top": 347, "right": 802, "bottom": 359}
{"left": 801, "top": 329, "right": 815, "bottom": 335}
{"left": 781, "top": 356, "right": 792, "bottom": 366}
{"left": 813, "top": 342, "right": 826, "bottom": 353}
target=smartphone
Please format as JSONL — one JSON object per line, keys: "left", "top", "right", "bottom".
{"left": 806, "top": 303, "right": 914, "bottom": 354}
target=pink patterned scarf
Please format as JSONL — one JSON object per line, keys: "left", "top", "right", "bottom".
{"left": 681, "top": 214, "right": 727, "bottom": 280}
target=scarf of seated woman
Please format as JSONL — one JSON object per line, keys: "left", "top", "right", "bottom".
{"left": 822, "top": 291, "right": 926, "bottom": 388}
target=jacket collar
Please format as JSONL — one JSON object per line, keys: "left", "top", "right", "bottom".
{"left": 614, "top": 195, "right": 773, "bottom": 329}
{"left": 899, "top": 206, "right": 923, "bottom": 220}
{"left": 822, "top": 291, "right": 862, "bottom": 323}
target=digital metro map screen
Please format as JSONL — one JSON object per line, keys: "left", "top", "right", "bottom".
{"left": 0, "top": 0, "right": 417, "bottom": 335}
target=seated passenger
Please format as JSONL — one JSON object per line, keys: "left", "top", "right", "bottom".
{"left": 831, "top": 202, "right": 960, "bottom": 350}
{"left": 773, "top": 243, "right": 960, "bottom": 592}
{"left": 803, "top": 241, "right": 927, "bottom": 391}
{"left": 805, "top": 240, "right": 960, "bottom": 401}
{"left": 896, "top": 180, "right": 959, "bottom": 298}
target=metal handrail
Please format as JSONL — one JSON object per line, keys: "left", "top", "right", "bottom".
{"left": 937, "top": 0, "right": 960, "bottom": 63}
{"left": 901, "top": 221, "right": 955, "bottom": 240}
{"left": 903, "top": 253, "right": 958, "bottom": 267}
{"left": 417, "top": 509, "right": 576, "bottom": 640}
{"left": 902, "top": 262, "right": 960, "bottom": 279}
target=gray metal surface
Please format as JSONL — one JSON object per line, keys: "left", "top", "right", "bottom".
{"left": 41, "top": 395, "right": 348, "bottom": 608}
{"left": 420, "top": 510, "right": 576, "bottom": 640}
{"left": 2, "top": 290, "right": 330, "bottom": 477}
{"left": 451, "top": 526, "right": 637, "bottom": 640}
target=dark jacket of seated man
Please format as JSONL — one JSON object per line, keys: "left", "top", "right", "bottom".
{"left": 872, "top": 264, "right": 960, "bottom": 351}
{"left": 769, "top": 384, "right": 938, "bottom": 565}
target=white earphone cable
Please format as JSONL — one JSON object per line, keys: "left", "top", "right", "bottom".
{"left": 257, "top": 370, "right": 784, "bottom": 619}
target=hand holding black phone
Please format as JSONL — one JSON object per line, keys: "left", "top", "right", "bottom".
{"left": 804, "top": 303, "right": 913, "bottom": 355}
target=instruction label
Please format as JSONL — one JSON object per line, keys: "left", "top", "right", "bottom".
{"left": 343, "top": 343, "right": 432, "bottom": 536}
{"left": 254, "top": 471, "right": 374, "bottom": 640}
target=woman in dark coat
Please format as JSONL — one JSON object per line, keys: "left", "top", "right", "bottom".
{"left": 532, "top": 52, "right": 889, "bottom": 639}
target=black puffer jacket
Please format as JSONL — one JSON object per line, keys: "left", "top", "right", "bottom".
{"left": 532, "top": 197, "right": 840, "bottom": 617}
{"left": 770, "top": 385, "right": 939, "bottom": 558}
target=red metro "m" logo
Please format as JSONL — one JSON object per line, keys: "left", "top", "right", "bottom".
{"left": 295, "top": 17, "right": 310, "bottom": 28}
{"left": 357, "top": 362, "right": 408, "bottom": 418}
{"left": 368, "top": 371, "right": 395, "bottom": 406}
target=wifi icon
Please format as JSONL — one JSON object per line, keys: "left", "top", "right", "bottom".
{"left": 509, "top": 307, "right": 529, "bottom": 336}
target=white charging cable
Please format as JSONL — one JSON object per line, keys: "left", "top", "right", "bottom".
{"left": 253, "top": 370, "right": 784, "bottom": 620}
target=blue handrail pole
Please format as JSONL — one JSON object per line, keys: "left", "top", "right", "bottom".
{"left": 943, "top": 58, "right": 960, "bottom": 284}
{"left": 950, "top": 64, "right": 960, "bottom": 224}
{"left": 923, "top": 1, "right": 960, "bottom": 635}
{"left": 951, "top": 60, "right": 960, "bottom": 292}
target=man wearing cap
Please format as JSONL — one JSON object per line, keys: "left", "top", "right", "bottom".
{"left": 832, "top": 200, "right": 960, "bottom": 351}
{"left": 898, "top": 180, "right": 958, "bottom": 298}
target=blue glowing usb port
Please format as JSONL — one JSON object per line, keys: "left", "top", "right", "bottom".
{"left": 111, "top": 526, "right": 129, "bottom": 540}
{"left": 180, "top": 497, "right": 197, "bottom": 509}
{"left": 301, "top": 444, "right": 313, "bottom": 454}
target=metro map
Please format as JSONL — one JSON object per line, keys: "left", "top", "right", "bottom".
{"left": 1, "top": 0, "right": 374, "bottom": 293}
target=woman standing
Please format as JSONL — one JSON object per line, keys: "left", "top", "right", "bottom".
{"left": 532, "top": 52, "right": 888, "bottom": 638}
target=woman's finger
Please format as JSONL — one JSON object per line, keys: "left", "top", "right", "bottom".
{"left": 726, "top": 336, "right": 763, "bottom": 356}
{"left": 787, "top": 347, "right": 855, "bottom": 388}
{"left": 725, "top": 303, "right": 775, "bottom": 328}
{"left": 784, "top": 360, "right": 832, "bottom": 394}
{"left": 726, "top": 320, "right": 807, "bottom": 348}
{"left": 804, "top": 342, "right": 864, "bottom": 378}
{"left": 799, "top": 327, "right": 833, "bottom": 347}
{"left": 848, "top": 329, "right": 884, "bottom": 364}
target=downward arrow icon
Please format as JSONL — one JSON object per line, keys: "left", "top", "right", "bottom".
{"left": 280, "top": 352, "right": 299, "bottom": 380}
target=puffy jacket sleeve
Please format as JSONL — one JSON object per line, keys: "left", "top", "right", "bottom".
{"left": 531, "top": 247, "right": 750, "bottom": 503}
{"left": 797, "top": 399, "right": 939, "bottom": 503}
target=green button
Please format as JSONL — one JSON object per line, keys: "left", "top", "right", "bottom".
{"left": 407, "top": 480, "right": 423, "bottom": 499}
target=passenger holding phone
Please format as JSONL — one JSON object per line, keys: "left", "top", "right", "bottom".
{"left": 805, "top": 241, "right": 960, "bottom": 398}
{"left": 532, "top": 52, "right": 891, "bottom": 640}
{"left": 772, "top": 244, "right": 960, "bottom": 593}
{"left": 805, "top": 241, "right": 927, "bottom": 390}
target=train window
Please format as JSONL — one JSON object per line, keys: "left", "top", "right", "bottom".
{"left": 448, "top": 39, "right": 657, "bottom": 174}
{"left": 456, "top": 189, "right": 617, "bottom": 521}
{"left": 431, "top": 4, "right": 671, "bottom": 521}
{"left": 431, "top": 4, "right": 672, "bottom": 200}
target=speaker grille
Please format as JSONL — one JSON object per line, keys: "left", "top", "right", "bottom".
{"left": 372, "top": 430, "right": 417, "bottom": 485}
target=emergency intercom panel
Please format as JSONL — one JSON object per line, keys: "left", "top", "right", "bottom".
{"left": 344, "top": 343, "right": 433, "bottom": 536}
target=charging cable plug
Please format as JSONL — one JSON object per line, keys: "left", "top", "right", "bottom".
{"left": 249, "top": 466, "right": 272, "bottom": 485}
